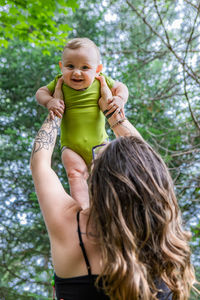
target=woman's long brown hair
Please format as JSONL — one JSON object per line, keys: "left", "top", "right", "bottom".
{"left": 87, "top": 136, "right": 196, "bottom": 299}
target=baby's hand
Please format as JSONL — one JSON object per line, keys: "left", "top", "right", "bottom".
{"left": 48, "top": 77, "right": 65, "bottom": 119}
{"left": 46, "top": 98, "right": 65, "bottom": 119}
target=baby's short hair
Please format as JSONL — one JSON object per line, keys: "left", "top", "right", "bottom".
{"left": 62, "top": 38, "right": 101, "bottom": 63}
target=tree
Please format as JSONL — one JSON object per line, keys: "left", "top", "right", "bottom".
{"left": 0, "top": 0, "right": 199, "bottom": 298}
{"left": 0, "top": 42, "right": 68, "bottom": 299}
{"left": 0, "top": 0, "right": 78, "bottom": 51}
{"left": 123, "top": 0, "right": 200, "bottom": 279}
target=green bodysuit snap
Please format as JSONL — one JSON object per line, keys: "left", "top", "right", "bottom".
{"left": 47, "top": 74, "right": 115, "bottom": 165}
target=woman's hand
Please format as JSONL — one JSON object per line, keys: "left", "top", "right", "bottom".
{"left": 96, "top": 75, "right": 114, "bottom": 114}
{"left": 96, "top": 75, "right": 126, "bottom": 117}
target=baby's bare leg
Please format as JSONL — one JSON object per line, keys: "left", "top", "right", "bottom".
{"left": 62, "top": 148, "right": 89, "bottom": 209}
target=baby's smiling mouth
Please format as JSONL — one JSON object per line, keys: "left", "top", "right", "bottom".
{"left": 72, "top": 79, "right": 83, "bottom": 82}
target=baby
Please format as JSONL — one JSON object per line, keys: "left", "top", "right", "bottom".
{"left": 36, "top": 38, "right": 129, "bottom": 208}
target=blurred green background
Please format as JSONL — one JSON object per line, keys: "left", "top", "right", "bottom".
{"left": 0, "top": 0, "right": 199, "bottom": 298}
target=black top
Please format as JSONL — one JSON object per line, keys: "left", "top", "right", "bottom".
{"left": 54, "top": 211, "right": 172, "bottom": 300}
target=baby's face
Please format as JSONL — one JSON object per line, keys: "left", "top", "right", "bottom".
{"left": 60, "top": 46, "right": 101, "bottom": 90}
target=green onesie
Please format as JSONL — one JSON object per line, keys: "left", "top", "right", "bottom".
{"left": 47, "top": 74, "right": 115, "bottom": 165}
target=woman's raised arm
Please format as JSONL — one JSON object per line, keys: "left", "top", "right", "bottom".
{"left": 97, "top": 75, "right": 144, "bottom": 140}
{"left": 30, "top": 79, "right": 77, "bottom": 238}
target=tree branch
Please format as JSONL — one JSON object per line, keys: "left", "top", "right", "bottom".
{"left": 184, "top": 0, "right": 199, "bottom": 10}
{"left": 171, "top": 147, "right": 200, "bottom": 157}
{"left": 183, "top": 69, "right": 200, "bottom": 132}
{"left": 126, "top": 0, "right": 200, "bottom": 85}
{"left": 153, "top": 0, "right": 171, "bottom": 47}
{"left": 183, "top": 2, "right": 200, "bottom": 64}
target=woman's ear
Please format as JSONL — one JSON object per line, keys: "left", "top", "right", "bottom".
{"left": 59, "top": 61, "right": 63, "bottom": 70}
{"left": 96, "top": 64, "right": 103, "bottom": 73}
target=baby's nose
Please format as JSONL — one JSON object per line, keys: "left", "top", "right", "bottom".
{"left": 73, "top": 68, "right": 81, "bottom": 76}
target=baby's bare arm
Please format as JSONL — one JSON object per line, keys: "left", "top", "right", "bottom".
{"left": 96, "top": 76, "right": 128, "bottom": 116}
{"left": 111, "top": 81, "right": 129, "bottom": 104}
{"left": 97, "top": 76, "right": 143, "bottom": 140}
{"left": 106, "top": 82, "right": 128, "bottom": 114}
{"left": 36, "top": 86, "right": 53, "bottom": 107}
{"left": 36, "top": 79, "right": 65, "bottom": 119}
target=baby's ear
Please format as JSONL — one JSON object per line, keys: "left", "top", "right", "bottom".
{"left": 59, "top": 61, "right": 63, "bottom": 70}
{"left": 96, "top": 64, "right": 103, "bottom": 73}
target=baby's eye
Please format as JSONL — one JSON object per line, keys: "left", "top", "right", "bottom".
{"left": 66, "top": 64, "right": 74, "bottom": 69}
{"left": 82, "top": 66, "right": 89, "bottom": 70}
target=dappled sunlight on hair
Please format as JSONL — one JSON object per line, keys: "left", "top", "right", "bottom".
{"left": 87, "top": 136, "right": 196, "bottom": 300}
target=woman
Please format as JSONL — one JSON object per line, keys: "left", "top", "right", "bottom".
{"left": 30, "top": 77, "right": 196, "bottom": 299}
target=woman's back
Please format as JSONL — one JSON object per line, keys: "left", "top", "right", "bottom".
{"left": 52, "top": 208, "right": 172, "bottom": 300}
{"left": 51, "top": 207, "right": 102, "bottom": 279}
{"left": 54, "top": 209, "right": 110, "bottom": 300}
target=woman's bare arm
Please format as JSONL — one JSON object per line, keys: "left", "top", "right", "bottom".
{"left": 30, "top": 115, "right": 77, "bottom": 236}
{"left": 97, "top": 75, "right": 144, "bottom": 140}
{"left": 30, "top": 79, "right": 78, "bottom": 238}
{"left": 108, "top": 110, "right": 144, "bottom": 140}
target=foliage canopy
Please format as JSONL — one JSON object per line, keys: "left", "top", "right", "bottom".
{"left": 0, "top": 0, "right": 78, "bottom": 52}
{"left": 0, "top": 0, "right": 199, "bottom": 298}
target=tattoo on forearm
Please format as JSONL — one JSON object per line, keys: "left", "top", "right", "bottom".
{"left": 32, "top": 116, "right": 60, "bottom": 154}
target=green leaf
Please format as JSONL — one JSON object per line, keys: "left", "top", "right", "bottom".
{"left": 0, "top": 0, "right": 78, "bottom": 50}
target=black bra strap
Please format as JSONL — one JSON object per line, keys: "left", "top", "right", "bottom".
{"left": 77, "top": 211, "right": 92, "bottom": 276}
